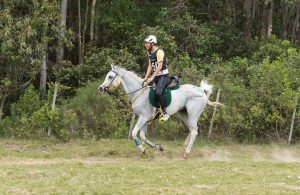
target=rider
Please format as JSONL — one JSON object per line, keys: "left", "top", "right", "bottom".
{"left": 143, "top": 35, "right": 170, "bottom": 121}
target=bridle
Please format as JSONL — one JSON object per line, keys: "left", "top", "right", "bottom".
{"left": 104, "top": 69, "right": 150, "bottom": 101}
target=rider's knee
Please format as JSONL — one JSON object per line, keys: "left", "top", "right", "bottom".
{"left": 155, "top": 90, "right": 163, "bottom": 97}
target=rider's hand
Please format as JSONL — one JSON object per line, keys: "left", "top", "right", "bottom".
{"left": 146, "top": 77, "right": 153, "bottom": 83}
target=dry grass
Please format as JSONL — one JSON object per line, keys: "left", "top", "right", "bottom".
{"left": 0, "top": 138, "right": 299, "bottom": 194}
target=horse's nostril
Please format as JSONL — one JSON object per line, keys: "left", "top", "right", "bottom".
{"left": 99, "top": 86, "right": 108, "bottom": 92}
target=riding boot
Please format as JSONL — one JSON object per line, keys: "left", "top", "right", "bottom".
{"left": 158, "top": 95, "right": 169, "bottom": 121}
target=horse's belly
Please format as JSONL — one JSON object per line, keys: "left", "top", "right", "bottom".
{"left": 167, "top": 90, "right": 188, "bottom": 114}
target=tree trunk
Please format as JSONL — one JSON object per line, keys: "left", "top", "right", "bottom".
{"left": 57, "top": 0, "right": 68, "bottom": 65}
{"left": 281, "top": 2, "right": 290, "bottom": 39}
{"left": 243, "top": 0, "right": 253, "bottom": 39}
{"left": 288, "top": 96, "right": 298, "bottom": 145}
{"left": 260, "top": 0, "right": 273, "bottom": 37}
{"left": 81, "top": 0, "right": 90, "bottom": 63}
{"left": 0, "top": 94, "right": 8, "bottom": 120}
{"left": 267, "top": 0, "right": 273, "bottom": 36}
{"left": 252, "top": 0, "right": 257, "bottom": 22}
{"left": 39, "top": 43, "right": 47, "bottom": 95}
{"left": 48, "top": 82, "right": 58, "bottom": 137}
{"left": 291, "top": 4, "right": 300, "bottom": 43}
{"left": 90, "top": 0, "right": 97, "bottom": 43}
{"left": 78, "top": 0, "right": 82, "bottom": 64}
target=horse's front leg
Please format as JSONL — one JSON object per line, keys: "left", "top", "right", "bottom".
{"left": 131, "top": 117, "right": 148, "bottom": 153}
{"left": 140, "top": 123, "right": 164, "bottom": 152}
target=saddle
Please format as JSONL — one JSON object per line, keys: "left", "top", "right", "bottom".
{"left": 166, "top": 75, "right": 180, "bottom": 89}
{"left": 148, "top": 75, "right": 180, "bottom": 108}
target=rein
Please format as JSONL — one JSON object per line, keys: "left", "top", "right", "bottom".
{"left": 120, "top": 85, "right": 149, "bottom": 96}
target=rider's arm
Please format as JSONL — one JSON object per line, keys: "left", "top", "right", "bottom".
{"left": 144, "top": 59, "right": 152, "bottom": 80}
{"left": 150, "top": 62, "right": 163, "bottom": 79}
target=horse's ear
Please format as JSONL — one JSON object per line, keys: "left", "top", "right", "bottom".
{"left": 110, "top": 64, "right": 114, "bottom": 69}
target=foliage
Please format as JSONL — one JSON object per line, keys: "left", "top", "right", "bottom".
{"left": 209, "top": 44, "right": 299, "bottom": 142}
{"left": 0, "top": 0, "right": 299, "bottom": 143}
{"left": 68, "top": 80, "right": 128, "bottom": 139}
{"left": 10, "top": 84, "right": 42, "bottom": 117}
{"left": 157, "top": 6, "right": 221, "bottom": 58}
{"left": 0, "top": 83, "right": 76, "bottom": 141}
{"left": 30, "top": 103, "right": 76, "bottom": 142}
{"left": 59, "top": 47, "right": 140, "bottom": 87}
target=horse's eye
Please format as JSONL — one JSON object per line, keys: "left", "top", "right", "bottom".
{"left": 108, "top": 76, "right": 113, "bottom": 79}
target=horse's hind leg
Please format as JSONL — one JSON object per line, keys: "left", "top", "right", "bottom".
{"left": 178, "top": 111, "right": 191, "bottom": 148}
{"left": 184, "top": 127, "right": 198, "bottom": 158}
{"left": 183, "top": 116, "right": 199, "bottom": 159}
{"left": 140, "top": 123, "right": 164, "bottom": 151}
{"left": 184, "top": 133, "right": 191, "bottom": 148}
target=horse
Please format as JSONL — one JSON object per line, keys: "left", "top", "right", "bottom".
{"left": 99, "top": 65, "right": 223, "bottom": 159}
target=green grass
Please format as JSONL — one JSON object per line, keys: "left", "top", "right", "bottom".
{"left": 0, "top": 138, "right": 299, "bottom": 194}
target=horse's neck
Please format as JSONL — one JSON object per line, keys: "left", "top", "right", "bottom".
{"left": 120, "top": 70, "right": 143, "bottom": 101}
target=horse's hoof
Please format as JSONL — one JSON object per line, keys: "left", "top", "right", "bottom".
{"left": 183, "top": 152, "right": 189, "bottom": 159}
{"left": 142, "top": 148, "right": 146, "bottom": 155}
{"left": 156, "top": 144, "right": 164, "bottom": 152}
{"left": 159, "top": 145, "right": 164, "bottom": 152}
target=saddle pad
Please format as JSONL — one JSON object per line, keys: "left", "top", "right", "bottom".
{"left": 148, "top": 82, "right": 180, "bottom": 108}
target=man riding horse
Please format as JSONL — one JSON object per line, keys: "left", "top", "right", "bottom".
{"left": 143, "top": 35, "right": 170, "bottom": 121}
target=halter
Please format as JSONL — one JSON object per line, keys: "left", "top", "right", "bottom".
{"left": 107, "top": 70, "right": 119, "bottom": 86}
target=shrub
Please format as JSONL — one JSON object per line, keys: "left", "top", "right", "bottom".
{"left": 10, "top": 84, "right": 42, "bottom": 117}
{"left": 68, "top": 80, "right": 129, "bottom": 139}
{"left": 1, "top": 84, "right": 43, "bottom": 137}
{"left": 30, "top": 103, "right": 77, "bottom": 141}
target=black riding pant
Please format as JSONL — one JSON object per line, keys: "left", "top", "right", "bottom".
{"left": 154, "top": 74, "right": 170, "bottom": 112}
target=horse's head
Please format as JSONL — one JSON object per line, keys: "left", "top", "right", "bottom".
{"left": 98, "top": 65, "right": 122, "bottom": 93}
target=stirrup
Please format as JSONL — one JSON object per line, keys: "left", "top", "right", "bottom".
{"left": 159, "top": 112, "right": 169, "bottom": 122}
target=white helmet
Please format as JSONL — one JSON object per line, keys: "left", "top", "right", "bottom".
{"left": 144, "top": 35, "right": 157, "bottom": 44}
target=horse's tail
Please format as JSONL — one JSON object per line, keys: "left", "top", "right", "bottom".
{"left": 200, "top": 80, "right": 213, "bottom": 98}
{"left": 200, "top": 80, "right": 225, "bottom": 107}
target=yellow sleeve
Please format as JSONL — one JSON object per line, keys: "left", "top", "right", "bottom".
{"left": 156, "top": 50, "right": 164, "bottom": 62}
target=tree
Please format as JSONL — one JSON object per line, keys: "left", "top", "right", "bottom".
{"left": 39, "top": 44, "right": 47, "bottom": 94}
{"left": 90, "top": 0, "right": 97, "bottom": 43}
{"left": 243, "top": 0, "right": 253, "bottom": 39}
{"left": 0, "top": 1, "right": 60, "bottom": 119}
{"left": 260, "top": 0, "right": 273, "bottom": 37}
{"left": 57, "top": 0, "right": 68, "bottom": 65}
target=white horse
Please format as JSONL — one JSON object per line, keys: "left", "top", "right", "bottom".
{"left": 99, "top": 66, "right": 223, "bottom": 158}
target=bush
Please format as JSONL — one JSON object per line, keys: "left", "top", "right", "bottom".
{"left": 0, "top": 84, "right": 43, "bottom": 137}
{"left": 10, "top": 84, "right": 42, "bottom": 117}
{"left": 0, "top": 83, "right": 78, "bottom": 141}
{"left": 208, "top": 47, "right": 299, "bottom": 143}
{"left": 252, "top": 36, "right": 292, "bottom": 63}
{"left": 68, "top": 80, "right": 129, "bottom": 139}
{"left": 30, "top": 103, "right": 77, "bottom": 142}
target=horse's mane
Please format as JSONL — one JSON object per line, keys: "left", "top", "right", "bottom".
{"left": 118, "top": 67, "right": 143, "bottom": 82}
